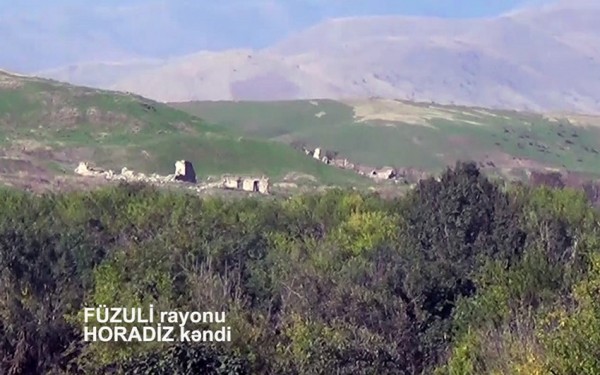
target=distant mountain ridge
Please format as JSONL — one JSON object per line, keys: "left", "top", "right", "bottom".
{"left": 36, "top": 0, "right": 600, "bottom": 113}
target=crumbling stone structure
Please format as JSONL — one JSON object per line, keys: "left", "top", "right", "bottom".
{"left": 75, "top": 161, "right": 177, "bottom": 184}
{"left": 332, "top": 158, "right": 355, "bottom": 170}
{"left": 370, "top": 167, "right": 397, "bottom": 180}
{"left": 75, "top": 162, "right": 105, "bottom": 177}
{"left": 221, "top": 176, "right": 269, "bottom": 194}
{"left": 174, "top": 160, "right": 197, "bottom": 183}
{"left": 313, "top": 148, "right": 322, "bottom": 160}
{"left": 257, "top": 177, "right": 270, "bottom": 194}
{"left": 74, "top": 160, "right": 273, "bottom": 195}
{"left": 299, "top": 145, "right": 428, "bottom": 183}
{"left": 241, "top": 177, "right": 270, "bottom": 194}
{"left": 242, "top": 178, "right": 257, "bottom": 192}
{"left": 222, "top": 176, "right": 242, "bottom": 189}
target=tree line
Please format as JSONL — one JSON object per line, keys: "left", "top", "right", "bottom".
{"left": 0, "top": 161, "right": 598, "bottom": 374}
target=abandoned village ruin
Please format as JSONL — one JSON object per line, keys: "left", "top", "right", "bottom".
{"left": 73, "top": 143, "right": 430, "bottom": 195}
{"left": 300, "top": 145, "right": 429, "bottom": 183}
{"left": 74, "top": 160, "right": 270, "bottom": 194}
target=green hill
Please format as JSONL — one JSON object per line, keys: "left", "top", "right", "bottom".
{"left": 0, "top": 71, "right": 364, "bottom": 189}
{"left": 172, "top": 99, "right": 600, "bottom": 178}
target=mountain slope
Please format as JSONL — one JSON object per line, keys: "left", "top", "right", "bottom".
{"left": 39, "top": 0, "right": 600, "bottom": 113}
{"left": 34, "top": 59, "right": 165, "bottom": 89}
{"left": 172, "top": 98, "right": 600, "bottom": 178}
{"left": 0, "top": 70, "right": 363, "bottom": 189}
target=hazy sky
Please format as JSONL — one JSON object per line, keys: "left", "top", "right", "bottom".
{"left": 0, "top": 0, "right": 557, "bottom": 71}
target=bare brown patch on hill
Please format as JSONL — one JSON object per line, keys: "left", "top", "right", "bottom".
{"left": 8, "top": 140, "right": 96, "bottom": 165}
{"left": 448, "top": 135, "right": 472, "bottom": 146}
{"left": 0, "top": 74, "right": 24, "bottom": 89}
{"left": 0, "top": 173, "right": 114, "bottom": 194}
{"left": 345, "top": 99, "right": 487, "bottom": 128}
{"left": 544, "top": 113, "right": 600, "bottom": 128}
{"left": 0, "top": 158, "right": 47, "bottom": 175}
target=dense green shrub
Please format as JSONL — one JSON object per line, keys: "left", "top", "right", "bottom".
{"left": 0, "top": 163, "right": 597, "bottom": 374}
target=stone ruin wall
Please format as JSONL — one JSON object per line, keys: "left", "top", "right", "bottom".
{"left": 299, "top": 145, "right": 429, "bottom": 183}
{"left": 74, "top": 160, "right": 270, "bottom": 195}
{"left": 222, "top": 175, "right": 270, "bottom": 194}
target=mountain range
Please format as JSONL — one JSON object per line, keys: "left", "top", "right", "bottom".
{"left": 36, "top": 0, "right": 600, "bottom": 113}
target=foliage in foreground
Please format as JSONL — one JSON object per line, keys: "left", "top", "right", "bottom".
{"left": 0, "top": 162, "right": 598, "bottom": 374}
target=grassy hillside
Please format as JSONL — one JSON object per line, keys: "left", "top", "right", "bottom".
{"left": 172, "top": 99, "right": 600, "bottom": 178}
{"left": 0, "top": 71, "right": 365, "bottom": 189}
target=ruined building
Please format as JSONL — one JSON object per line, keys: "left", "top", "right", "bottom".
{"left": 174, "top": 160, "right": 197, "bottom": 183}
{"left": 74, "top": 159, "right": 271, "bottom": 195}
{"left": 370, "top": 167, "right": 397, "bottom": 180}
{"left": 223, "top": 176, "right": 242, "bottom": 190}
{"left": 222, "top": 176, "right": 270, "bottom": 194}
{"left": 74, "top": 160, "right": 198, "bottom": 184}
{"left": 74, "top": 162, "right": 114, "bottom": 179}
{"left": 313, "top": 147, "right": 322, "bottom": 160}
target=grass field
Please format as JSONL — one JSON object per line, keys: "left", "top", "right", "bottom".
{"left": 0, "top": 72, "right": 366, "bottom": 188}
{"left": 172, "top": 99, "right": 600, "bottom": 177}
